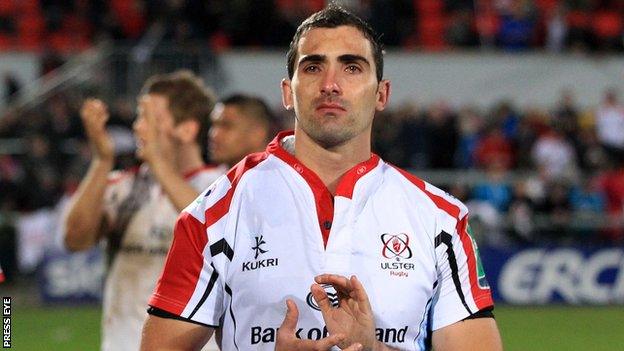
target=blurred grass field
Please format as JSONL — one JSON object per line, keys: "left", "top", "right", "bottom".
{"left": 10, "top": 304, "right": 624, "bottom": 350}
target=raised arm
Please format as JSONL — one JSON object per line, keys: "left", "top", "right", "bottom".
{"left": 64, "top": 99, "right": 114, "bottom": 251}
{"left": 135, "top": 96, "right": 201, "bottom": 212}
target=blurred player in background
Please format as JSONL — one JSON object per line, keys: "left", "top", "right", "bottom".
{"left": 63, "top": 70, "right": 222, "bottom": 351}
{"left": 142, "top": 5, "right": 502, "bottom": 351}
{"left": 209, "top": 93, "right": 280, "bottom": 168}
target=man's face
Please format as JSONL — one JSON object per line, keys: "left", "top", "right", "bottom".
{"left": 209, "top": 104, "right": 268, "bottom": 166}
{"left": 281, "top": 25, "right": 389, "bottom": 148}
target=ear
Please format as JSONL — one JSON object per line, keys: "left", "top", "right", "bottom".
{"left": 375, "top": 79, "right": 391, "bottom": 112}
{"left": 174, "top": 119, "right": 200, "bottom": 143}
{"left": 281, "top": 78, "right": 294, "bottom": 111}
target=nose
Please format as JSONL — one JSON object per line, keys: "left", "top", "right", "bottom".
{"left": 320, "top": 67, "right": 341, "bottom": 97}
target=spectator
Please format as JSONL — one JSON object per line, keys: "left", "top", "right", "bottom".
{"left": 531, "top": 124, "right": 579, "bottom": 181}
{"left": 595, "top": 89, "right": 624, "bottom": 159}
{"left": 475, "top": 126, "right": 514, "bottom": 170}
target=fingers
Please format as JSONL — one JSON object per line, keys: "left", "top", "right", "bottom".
{"left": 311, "top": 333, "right": 347, "bottom": 350}
{"left": 315, "top": 274, "right": 372, "bottom": 312}
{"left": 139, "top": 95, "right": 160, "bottom": 138}
{"left": 81, "top": 98, "right": 115, "bottom": 161}
{"left": 349, "top": 275, "right": 372, "bottom": 313}
{"left": 277, "top": 299, "right": 349, "bottom": 351}
{"left": 81, "top": 98, "right": 109, "bottom": 132}
{"left": 279, "top": 299, "right": 299, "bottom": 333}
{"left": 311, "top": 283, "right": 333, "bottom": 315}
{"left": 342, "top": 343, "right": 363, "bottom": 351}
{"left": 315, "top": 274, "right": 352, "bottom": 293}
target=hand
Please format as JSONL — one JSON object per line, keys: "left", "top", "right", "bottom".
{"left": 275, "top": 299, "right": 363, "bottom": 351}
{"left": 311, "top": 275, "right": 377, "bottom": 351}
{"left": 135, "top": 95, "right": 175, "bottom": 168}
{"left": 81, "top": 98, "right": 114, "bottom": 163}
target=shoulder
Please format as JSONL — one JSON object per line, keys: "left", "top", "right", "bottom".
{"left": 181, "top": 152, "right": 272, "bottom": 225}
{"left": 385, "top": 163, "right": 468, "bottom": 221}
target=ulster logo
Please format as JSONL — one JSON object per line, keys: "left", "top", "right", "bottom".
{"left": 381, "top": 233, "right": 413, "bottom": 260}
{"left": 380, "top": 233, "right": 414, "bottom": 277}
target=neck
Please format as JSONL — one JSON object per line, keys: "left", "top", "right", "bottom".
{"left": 175, "top": 143, "right": 205, "bottom": 175}
{"left": 293, "top": 129, "right": 371, "bottom": 194}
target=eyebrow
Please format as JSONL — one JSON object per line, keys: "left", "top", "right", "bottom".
{"left": 338, "top": 54, "right": 370, "bottom": 67}
{"left": 298, "top": 54, "right": 371, "bottom": 68}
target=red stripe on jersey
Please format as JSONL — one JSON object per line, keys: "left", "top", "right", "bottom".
{"left": 0, "top": 266, "right": 5, "bottom": 283}
{"left": 183, "top": 164, "right": 219, "bottom": 180}
{"left": 106, "top": 166, "right": 139, "bottom": 185}
{"left": 204, "top": 152, "right": 270, "bottom": 228}
{"left": 335, "top": 154, "right": 380, "bottom": 199}
{"left": 149, "top": 212, "right": 207, "bottom": 315}
{"left": 391, "top": 166, "right": 460, "bottom": 219}
{"left": 456, "top": 217, "right": 493, "bottom": 310}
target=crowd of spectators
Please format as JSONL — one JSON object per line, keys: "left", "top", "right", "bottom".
{"left": 1, "top": 83, "right": 623, "bottom": 248}
{"left": 373, "top": 89, "right": 624, "bottom": 245}
{"left": 0, "top": 0, "right": 622, "bottom": 53}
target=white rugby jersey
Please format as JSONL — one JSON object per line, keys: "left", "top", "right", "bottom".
{"left": 150, "top": 131, "right": 493, "bottom": 351}
{"left": 101, "top": 163, "right": 225, "bottom": 351}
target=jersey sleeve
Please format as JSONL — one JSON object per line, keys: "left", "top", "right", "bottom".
{"left": 148, "top": 177, "right": 232, "bottom": 327}
{"left": 431, "top": 214, "right": 494, "bottom": 330}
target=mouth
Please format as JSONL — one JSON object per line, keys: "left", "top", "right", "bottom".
{"left": 315, "top": 103, "right": 346, "bottom": 114}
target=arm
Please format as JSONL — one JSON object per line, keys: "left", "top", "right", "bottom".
{"left": 432, "top": 317, "right": 502, "bottom": 351}
{"left": 64, "top": 99, "right": 114, "bottom": 251}
{"left": 136, "top": 96, "right": 200, "bottom": 212}
{"left": 431, "top": 212, "right": 500, "bottom": 350}
{"left": 141, "top": 314, "right": 213, "bottom": 351}
{"left": 149, "top": 157, "right": 200, "bottom": 212}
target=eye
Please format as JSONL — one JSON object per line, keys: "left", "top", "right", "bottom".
{"left": 345, "top": 64, "right": 362, "bottom": 73}
{"left": 303, "top": 64, "right": 320, "bottom": 73}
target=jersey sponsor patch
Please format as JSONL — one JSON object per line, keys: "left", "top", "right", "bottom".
{"left": 249, "top": 325, "right": 409, "bottom": 345}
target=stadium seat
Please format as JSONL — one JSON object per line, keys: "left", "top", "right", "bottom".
{"left": 0, "top": 34, "right": 12, "bottom": 50}
{"left": 0, "top": 0, "right": 15, "bottom": 16}
{"left": 16, "top": 13, "right": 44, "bottom": 50}
{"left": 592, "top": 11, "right": 623, "bottom": 39}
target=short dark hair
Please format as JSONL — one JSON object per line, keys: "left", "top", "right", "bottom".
{"left": 140, "top": 70, "right": 216, "bottom": 144}
{"left": 221, "top": 94, "right": 281, "bottom": 140}
{"left": 286, "top": 4, "right": 384, "bottom": 82}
